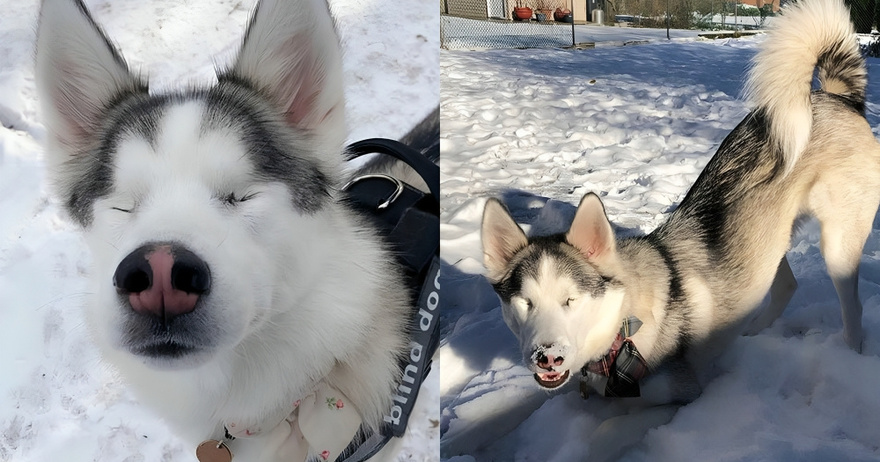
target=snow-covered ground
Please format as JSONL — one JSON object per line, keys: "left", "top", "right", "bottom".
{"left": 574, "top": 24, "right": 704, "bottom": 45}
{"left": 439, "top": 36, "right": 880, "bottom": 461}
{"left": 0, "top": 0, "right": 438, "bottom": 461}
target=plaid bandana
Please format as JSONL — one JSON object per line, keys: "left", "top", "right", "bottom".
{"left": 581, "top": 318, "right": 649, "bottom": 398}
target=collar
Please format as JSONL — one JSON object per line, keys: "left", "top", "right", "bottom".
{"left": 581, "top": 316, "right": 649, "bottom": 398}
{"left": 197, "top": 381, "right": 362, "bottom": 462}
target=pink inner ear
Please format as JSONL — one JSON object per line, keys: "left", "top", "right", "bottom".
{"left": 568, "top": 216, "right": 610, "bottom": 261}
{"left": 54, "top": 63, "right": 94, "bottom": 146}
{"left": 276, "top": 34, "right": 332, "bottom": 130}
{"left": 587, "top": 222, "right": 608, "bottom": 257}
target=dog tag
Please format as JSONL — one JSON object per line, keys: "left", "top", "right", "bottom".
{"left": 196, "top": 440, "right": 233, "bottom": 462}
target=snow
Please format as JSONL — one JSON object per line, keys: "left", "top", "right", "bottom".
{"left": 0, "top": 0, "right": 437, "bottom": 461}
{"left": 440, "top": 36, "right": 880, "bottom": 460}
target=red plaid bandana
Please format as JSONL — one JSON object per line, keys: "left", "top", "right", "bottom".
{"left": 584, "top": 333, "right": 626, "bottom": 377}
{"left": 581, "top": 319, "right": 649, "bottom": 398}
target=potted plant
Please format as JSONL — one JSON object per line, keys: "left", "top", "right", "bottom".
{"left": 533, "top": 0, "right": 553, "bottom": 21}
{"left": 554, "top": 6, "right": 573, "bottom": 22}
{"left": 513, "top": 0, "right": 533, "bottom": 21}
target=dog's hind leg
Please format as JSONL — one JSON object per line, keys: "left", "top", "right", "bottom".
{"left": 745, "top": 257, "right": 797, "bottom": 336}
{"left": 831, "top": 270, "right": 864, "bottom": 353}
{"left": 816, "top": 200, "right": 877, "bottom": 353}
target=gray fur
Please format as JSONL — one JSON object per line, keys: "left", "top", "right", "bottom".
{"left": 491, "top": 234, "right": 610, "bottom": 304}
{"left": 60, "top": 79, "right": 333, "bottom": 227}
{"left": 482, "top": 0, "right": 880, "bottom": 405}
{"left": 201, "top": 79, "right": 331, "bottom": 213}
{"left": 35, "top": 0, "right": 432, "bottom": 459}
{"left": 64, "top": 91, "right": 162, "bottom": 227}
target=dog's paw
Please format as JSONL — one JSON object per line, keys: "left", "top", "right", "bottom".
{"left": 844, "top": 332, "right": 864, "bottom": 354}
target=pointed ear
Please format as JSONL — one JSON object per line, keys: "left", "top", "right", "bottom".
{"left": 482, "top": 198, "right": 528, "bottom": 282}
{"left": 224, "top": 0, "right": 345, "bottom": 138}
{"left": 35, "top": 0, "right": 146, "bottom": 153}
{"left": 566, "top": 193, "right": 617, "bottom": 264}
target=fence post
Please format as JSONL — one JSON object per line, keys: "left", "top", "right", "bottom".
{"left": 666, "top": 0, "right": 670, "bottom": 39}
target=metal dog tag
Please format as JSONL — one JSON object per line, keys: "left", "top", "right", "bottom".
{"left": 196, "top": 440, "right": 233, "bottom": 462}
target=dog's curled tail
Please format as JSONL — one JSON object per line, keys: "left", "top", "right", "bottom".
{"left": 745, "top": 0, "right": 866, "bottom": 176}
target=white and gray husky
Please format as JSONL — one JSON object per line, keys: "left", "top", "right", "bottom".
{"left": 482, "top": 0, "right": 879, "bottom": 407}
{"left": 35, "top": 0, "right": 435, "bottom": 460}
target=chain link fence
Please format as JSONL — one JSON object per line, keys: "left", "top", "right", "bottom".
{"left": 442, "top": 0, "right": 880, "bottom": 53}
{"left": 441, "top": 0, "right": 577, "bottom": 49}
{"left": 611, "top": 0, "right": 778, "bottom": 30}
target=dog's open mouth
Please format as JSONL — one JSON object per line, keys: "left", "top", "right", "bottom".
{"left": 533, "top": 370, "right": 570, "bottom": 389}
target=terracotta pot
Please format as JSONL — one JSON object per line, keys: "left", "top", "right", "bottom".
{"left": 554, "top": 8, "right": 571, "bottom": 21}
{"left": 513, "top": 7, "right": 533, "bottom": 20}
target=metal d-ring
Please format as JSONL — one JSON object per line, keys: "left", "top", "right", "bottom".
{"left": 341, "top": 174, "right": 404, "bottom": 210}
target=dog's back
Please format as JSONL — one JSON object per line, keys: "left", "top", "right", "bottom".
{"left": 658, "top": 0, "right": 880, "bottom": 361}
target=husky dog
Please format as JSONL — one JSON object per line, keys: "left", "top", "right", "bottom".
{"left": 35, "top": 0, "right": 431, "bottom": 460}
{"left": 482, "top": 0, "right": 879, "bottom": 404}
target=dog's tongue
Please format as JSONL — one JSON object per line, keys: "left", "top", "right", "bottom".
{"left": 533, "top": 369, "right": 570, "bottom": 388}
{"left": 537, "top": 371, "right": 562, "bottom": 382}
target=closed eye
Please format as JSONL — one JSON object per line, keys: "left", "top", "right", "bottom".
{"left": 563, "top": 297, "right": 575, "bottom": 308}
{"left": 111, "top": 207, "right": 133, "bottom": 213}
{"left": 223, "top": 192, "right": 259, "bottom": 206}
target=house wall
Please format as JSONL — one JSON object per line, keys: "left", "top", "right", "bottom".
{"left": 445, "top": 0, "right": 489, "bottom": 19}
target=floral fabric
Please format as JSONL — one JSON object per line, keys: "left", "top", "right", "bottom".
{"left": 222, "top": 381, "right": 362, "bottom": 461}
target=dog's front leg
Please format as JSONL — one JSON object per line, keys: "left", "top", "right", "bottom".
{"left": 587, "top": 404, "right": 679, "bottom": 462}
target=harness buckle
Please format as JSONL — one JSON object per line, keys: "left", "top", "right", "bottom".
{"left": 341, "top": 174, "right": 404, "bottom": 210}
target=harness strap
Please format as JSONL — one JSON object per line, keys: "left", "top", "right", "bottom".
{"left": 346, "top": 138, "right": 439, "bottom": 202}
{"left": 335, "top": 138, "right": 440, "bottom": 462}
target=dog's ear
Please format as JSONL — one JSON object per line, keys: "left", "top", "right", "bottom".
{"left": 482, "top": 198, "right": 528, "bottom": 282}
{"left": 566, "top": 193, "right": 617, "bottom": 264}
{"left": 226, "top": 0, "right": 345, "bottom": 141}
{"left": 35, "top": 0, "right": 146, "bottom": 154}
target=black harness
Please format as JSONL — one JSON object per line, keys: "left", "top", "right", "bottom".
{"left": 336, "top": 138, "right": 440, "bottom": 461}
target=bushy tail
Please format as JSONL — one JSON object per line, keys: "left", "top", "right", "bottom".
{"left": 744, "top": 0, "right": 867, "bottom": 176}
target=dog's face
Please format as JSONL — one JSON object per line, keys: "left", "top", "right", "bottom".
{"left": 482, "top": 195, "right": 626, "bottom": 389}
{"left": 35, "top": 0, "right": 346, "bottom": 370}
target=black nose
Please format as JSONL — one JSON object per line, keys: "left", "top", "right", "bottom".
{"left": 170, "top": 247, "right": 211, "bottom": 294}
{"left": 114, "top": 248, "right": 153, "bottom": 294}
{"left": 113, "top": 243, "right": 211, "bottom": 319}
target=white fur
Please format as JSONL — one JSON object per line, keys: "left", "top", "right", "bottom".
{"left": 482, "top": 2, "right": 880, "bottom": 456}
{"left": 230, "top": 0, "right": 346, "bottom": 167}
{"left": 34, "top": 0, "right": 144, "bottom": 195}
{"left": 502, "top": 264, "right": 626, "bottom": 384}
{"left": 484, "top": 0, "right": 879, "bottom": 402}
{"left": 35, "top": 1, "right": 412, "bottom": 460}
{"left": 744, "top": 0, "right": 859, "bottom": 176}
{"left": 482, "top": 197, "right": 626, "bottom": 390}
